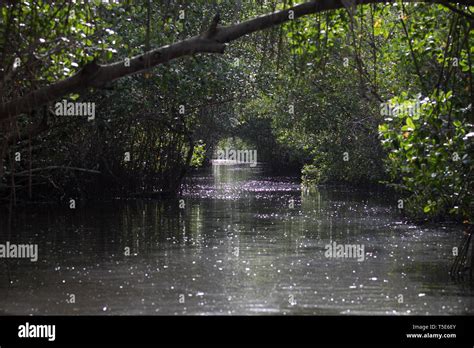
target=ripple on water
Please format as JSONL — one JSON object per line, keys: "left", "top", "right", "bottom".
{"left": 0, "top": 165, "right": 472, "bottom": 315}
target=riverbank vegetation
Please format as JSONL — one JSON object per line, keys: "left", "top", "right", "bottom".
{"left": 1, "top": 1, "right": 472, "bottom": 222}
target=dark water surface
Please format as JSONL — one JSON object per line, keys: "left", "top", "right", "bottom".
{"left": 0, "top": 164, "right": 472, "bottom": 315}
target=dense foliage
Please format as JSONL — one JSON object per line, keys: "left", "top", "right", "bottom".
{"left": 380, "top": 92, "right": 473, "bottom": 221}
{"left": 0, "top": 1, "right": 472, "bottom": 222}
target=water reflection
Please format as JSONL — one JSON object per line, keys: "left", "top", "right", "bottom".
{"left": 0, "top": 164, "right": 472, "bottom": 315}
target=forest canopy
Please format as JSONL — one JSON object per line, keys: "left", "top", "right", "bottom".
{"left": 0, "top": 0, "right": 473, "bottom": 222}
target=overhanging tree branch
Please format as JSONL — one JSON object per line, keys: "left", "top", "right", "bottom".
{"left": 1, "top": 0, "right": 473, "bottom": 122}
{"left": 442, "top": 3, "right": 474, "bottom": 20}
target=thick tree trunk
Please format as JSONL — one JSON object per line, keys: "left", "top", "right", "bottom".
{"left": 0, "top": 0, "right": 472, "bottom": 122}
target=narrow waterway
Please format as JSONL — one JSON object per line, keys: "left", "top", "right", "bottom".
{"left": 0, "top": 164, "right": 472, "bottom": 315}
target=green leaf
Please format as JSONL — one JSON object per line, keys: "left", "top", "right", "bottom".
{"left": 406, "top": 117, "right": 415, "bottom": 130}
{"left": 378, "top": 124, "right": 388, "bottom": 133}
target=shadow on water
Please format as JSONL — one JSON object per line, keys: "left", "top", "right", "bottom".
{"left": 0, "top": 164, "right": 472, "bottom": 315}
